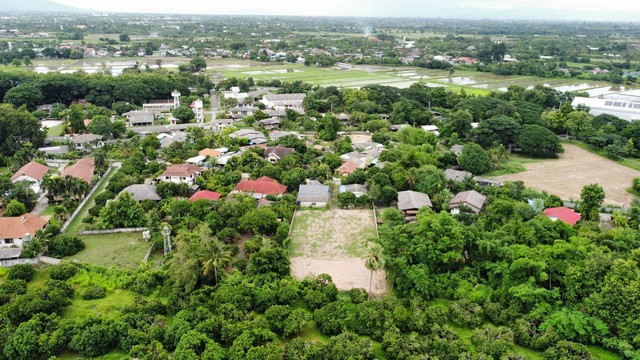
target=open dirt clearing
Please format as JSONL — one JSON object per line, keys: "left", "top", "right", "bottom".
{"left": 494, "top": 144, "right": 640, "bottom": 207}
{"left": 289, "top": 209, "right": 387, "bottom": 296}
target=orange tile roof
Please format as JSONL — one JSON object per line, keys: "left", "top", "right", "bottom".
{"left": 11, "top": 161, "right": 49, "bottom": 181}
{"left": 189, "top": 190, "right": 222, "bottom": 202}
{"left": 235, "top": 177, "right": 287, "bottom": 195}
{"left": 61, "top": 157, "right": 95, "bottom": 183}
{"left": 337, "top": 160, "right": 359, "bottom": 175}
{"left": 199, "top": 148, "right": 222, "bottom": 157}
{"left": 0, "top": 214, "right": 49, "bottom": 239}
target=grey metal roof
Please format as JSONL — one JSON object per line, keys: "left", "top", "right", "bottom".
{"left": 397, "top": 190, "right": 432, "bottom": 211}
{"left": 119, "top": 184, "right": 161, "bottom": 201}
{"left": 72, "top": 134, "right": 103, "bottom": 144}
{"left": 297, "top": 184, "right": 330, "bottom": 203}
{"left": 124, "top": 110, "right": 154, "bottom": 124}
{"left": 449, "top": 190, "right": 487, "bottom": 214}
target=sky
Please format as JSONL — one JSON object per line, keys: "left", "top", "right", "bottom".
{"left": 52, "top": 0, "right": 640, "bottom": 21}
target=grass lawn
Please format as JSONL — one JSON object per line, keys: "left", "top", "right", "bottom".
{"left": 62, "top": 289, "right": 138, "bottom": 321}
{"left": 485, "top": 154, "right": 544, "bottom": 177}
{"left": 58, "top": 350, "right": 127, "bottom": 360}
{"left": 69, "top": 232, "right": 150, "bottom": 269}
{"left": 41, "top": 203, "right": 57, "bottom": 217}
{"left": 47, "top": 123, "right": 66, "bottom": 137}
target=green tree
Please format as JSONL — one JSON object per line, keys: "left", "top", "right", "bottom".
{"left": 442, "top": 109, "right": 473, "bottom": 138}
{"left": 189, "top": 57, "right": 207, "bottom": 72}
{"left": 99, "top": 192, "right": 147, "bottom": 228}
{"left": 459, "top": 143, "right": 491, "bottom": 175}
{"left": 173, "top": 105, "right": 195, "bottom": 123}
{"left": 4, "top": 199, "right": 27, "bottom": 216}
{"left": 3, "top": 84, "right": 44, "bottom": 109}
{"left": 119, "top": 33, "right": 130, "bottom": 42}
{"left": 543, "top": 341, "right": 593, "bottom": 360}
{"left": 88, "top": 115, "right": 113, "bottom": 137}
{"left": 198, "top": 239, "right": 231, "bottom": 285}
{"left": 471, "top": 326, "right": 515, "bottom": 359}
{"left": 67, "top": 104, "right": 86, "bottom": 133}
{"left": 517, "top": 124, "right": 563, "bottom": 158}
{"left": 364, "top": 243, "right": 385, "bottom": 299}
{"left": 0, "top": 105, "right": 45, "bottom": 157}
{"left": 47, "top": 234, "right": 85, "bottom": 258}
{"left": 579, "top": 183, "right": 604, "bottom": 221}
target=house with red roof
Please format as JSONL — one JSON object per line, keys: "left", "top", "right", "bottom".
{"left": 61, "top": 157, "right": 95, "bottom": 183}
{"left": 189, "top": 190, "right": 222, "bottom": 202}
{"left": 0, "top": 214, "right": 49, "bottom": 259}
{"left": 11, "top": 161, "right": 49, "bottom": 193}
{"left": 543, "top": 207, "right": 582, "bottom": 226}
{"left": 336, "top": 160, "right": 364, "bottom": 176}
{"left": 234, "top": 176, "right": 287, "bottom": 199}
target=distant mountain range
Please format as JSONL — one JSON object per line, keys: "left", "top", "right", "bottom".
{"left": 0, "top": 0, "right": 83, "bottom": 12}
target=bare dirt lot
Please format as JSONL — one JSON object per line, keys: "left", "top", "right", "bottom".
{"left": 495, "top": 144, "right": 640, "bottom": 207}
{"left": 289, "top": 209, "right": 387, "bottom": 296}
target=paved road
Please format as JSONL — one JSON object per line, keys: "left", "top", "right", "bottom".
{"left": 31, "top": 193, "right": 49, "bottom": 215}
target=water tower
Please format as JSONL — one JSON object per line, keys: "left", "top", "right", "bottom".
{"left": 194, "top": 99, "right": 204, "bottom": 123}
{"left": 171, "top": 90, "right": 181, "bottom": 109}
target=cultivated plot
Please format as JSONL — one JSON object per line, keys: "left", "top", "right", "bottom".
{"left": 289, "top": 209, "right": 387, "bottom": 296}
{"left": 494, "top": 144, "right": 640, "bottom": 207}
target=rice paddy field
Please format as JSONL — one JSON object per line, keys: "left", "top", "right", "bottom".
{"left": 12, "top": 57, "right": 640, "bottom": 99}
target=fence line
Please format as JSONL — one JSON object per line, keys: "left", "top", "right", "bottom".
{"left": 372, "top": 204, "right": 380, "bottom": 238}
{"left": 0, "top": 255, "right": 61, "bottom": 268}
{"left": 61, "top": 166, "right": 113, "bottom": 233}
{"left": 78, "top": 227, "right": 148, "bottom": 235}
{"left": 142, "top": 246, "right": 154, "bottom": 262}
{"left": 288, "top": 208, "right": 297, "bottom": 237}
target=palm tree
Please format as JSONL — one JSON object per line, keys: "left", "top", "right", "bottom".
{"left": 405, "top": 168, "right": 418, "bottom": 190}
{"left": 364, "top": 242, "right": 385, "bottom": 299}
{"left": 199, "top": 239, "right": 232, "bottom": 285}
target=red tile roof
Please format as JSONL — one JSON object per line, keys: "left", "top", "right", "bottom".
{"left": 255, "top": 176, "right": 277, "bottom": 183}
{"left": 235, "top": 177, "right": 287, "bottom": 195}
{"left": 337, "top": 160, "right": 359, "bottom": 175}
{"left": 189, "top": 190, "right": 222, "bottom": 202}
{"left": 11, "top": 161, "right": 49, "bottom": 181}
{"left": 543, "top": 207, "right": 582, "bottom": 226}
{"left": 0, "top": 214, "right": 49, "bottom": 239}
{"left": 61, "top": 157, "right": 95, "bottom": 183}
{"left": 199, "top": 148, "right": 222, "bottom": 157}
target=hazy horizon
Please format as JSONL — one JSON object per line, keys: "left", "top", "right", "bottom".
{"left": 49, "top": 0, "right": 640, "bottom": 22}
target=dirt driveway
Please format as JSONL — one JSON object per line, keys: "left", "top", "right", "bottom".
{"left": 289, "top": 209, "right": 388, "bottom": 296}
{"left": 495, "top": 144, "right": 640, "bottom": 207}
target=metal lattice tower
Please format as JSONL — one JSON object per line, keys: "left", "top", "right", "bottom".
{"left": 162, "top": 226, "right": 172, "bottom": 256}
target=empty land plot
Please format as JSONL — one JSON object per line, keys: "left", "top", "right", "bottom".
{"left": 289, "top": 209, "right": 387, "bottom": 295}
{"left": 69, "top": 232, "right": 149, "bottom": 269}
{"left": 494, "top": 144, "right": 640, "bottom": 207}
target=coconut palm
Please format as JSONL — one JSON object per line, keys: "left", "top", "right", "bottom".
{"left": 199, "top": 239, "right": 232, "bottom": 285}
{"left": 364, "top": 242, "right": 385, "bottom": 299}
{"left": 405, "top": 168, "right": 418, "bottom": 190}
